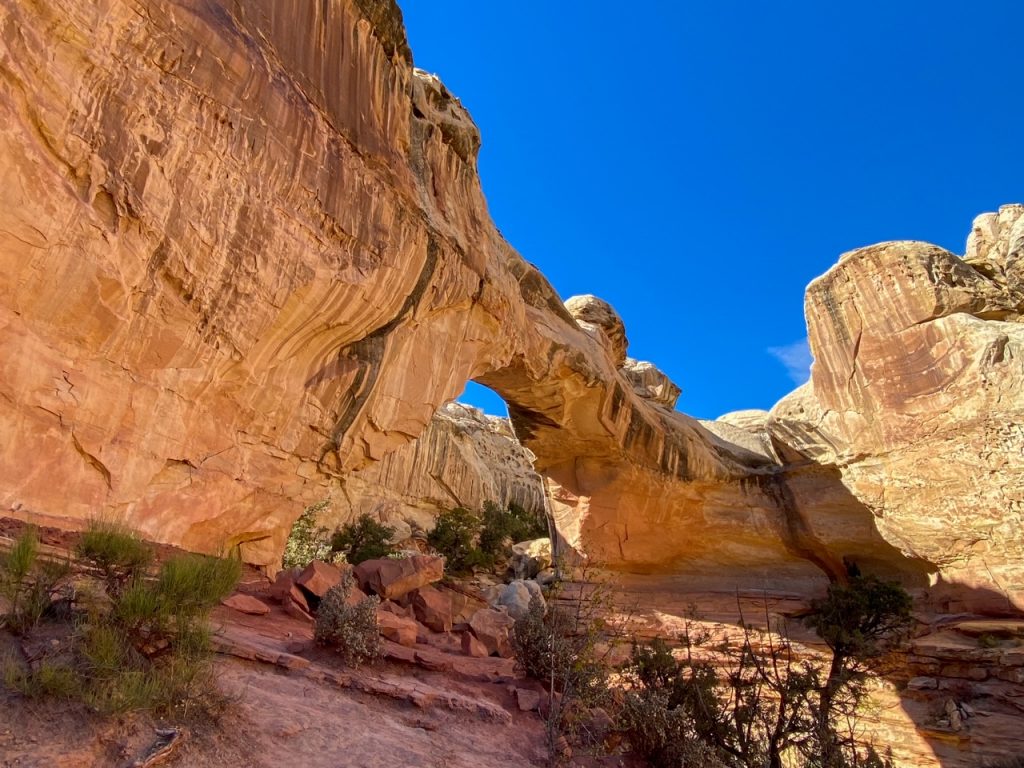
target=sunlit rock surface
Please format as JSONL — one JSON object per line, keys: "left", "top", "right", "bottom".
{"left": 793, "top": 209, "right": 1024, "bottom": 611}
{"left": 0, "top": 0, "right": 1021, "bottom": 619}
{"left": 325, "top": 402, "right": 546, "bottom": 539}
{"left": 0, "top": 0, "right": 780, "bottom": 576}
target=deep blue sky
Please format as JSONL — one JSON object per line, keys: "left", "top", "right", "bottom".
{"left": 401, "top": 2, "right": 1022, "bottom": 420}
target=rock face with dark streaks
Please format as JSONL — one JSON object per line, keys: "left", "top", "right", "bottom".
{"left": 0, "top": 0, "right": 781, "bottom": 576}
{"left": 1, "top": 0, "right": 1022, "bottom": 624}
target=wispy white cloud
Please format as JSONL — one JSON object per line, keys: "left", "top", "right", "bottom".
{"left": 767, "top": 338, "right": 812, "bottom": 385}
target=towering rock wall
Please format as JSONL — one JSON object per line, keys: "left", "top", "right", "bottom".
{"left": 0, "top": 0, "right": 785, "bottom": 575}
{"left": 777, "top": 207, "right": 1024, "bottom": 611}
{"left": 0, "top": 0, "right": 1021, "bottom": 617}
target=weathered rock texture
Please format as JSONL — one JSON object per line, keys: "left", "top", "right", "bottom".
{"left": 767, "top": 206, "right": 1024, "bottom": 610}
{"left": 324, "top": 402, "right": 545, "bottom": 539}
{"left": 1, "top": 0, "right": 1022, "bottom": 619}
{"left": 0, "top": 0, "right": 791, "bottom": 580}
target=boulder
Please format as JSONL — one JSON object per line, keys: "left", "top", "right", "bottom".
{"left": 461, "top": 632, "right": 489, "bottom": 658}
{"left": 296, "top": 561, "right": 345, "bottom": 599}
{"left": 469, "top": 608, "right": 516, "bottom": 658}
{"left": 410, "top": 586, "right": 453, "bottom": 633}
{"left": 515, "top": 688, "right": 542, "bottom": 712}
{"left": 354, "top": 556, "right": 444, "bottom": 601}
{"left": 535, "top": 568, "right": 558, "bottom": 587}
{"left": 441, "top": 585, "right": 486, "bottom": 624}
{"left": 509, "top": 538, "right": 551, "bottom": 580}
{"left": 492, "top": 580, "right": 545, "bottom": 621}
{"left": 343, "top": 582, "right": 370, "bottom": 608}
{"left": 269, "top": 568, "right": 302, "bottom": 602}
{"left": 379, "top": 600, "right": 414, "bottom": 619}
{"left": 376, "top": 610, "right": 418, "bottom": 647}
{"left": 221, "top": 594, "right": 271, "bottom": 616}
{"left": 283, "top": 597, "right": 314, "bottom": 623}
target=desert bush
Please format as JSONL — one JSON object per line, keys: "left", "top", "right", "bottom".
{"left": 478, "top": 501, "right": 547, "bottom": 560}
{"left": 330, "top": 514, "right": 395, "bottom": 565}
{"left": 805, "top": 574, "right": 913, "bottom": 764}
{"left": 427, "top": 507, "right": 484, "bottom": 572}
{"left": 5, "top": 522, "right": 239, "bottom": 717}
{"left": 0, "top": 528, "right": 70, "bottom": 634}
{"left": 618, "top": 575, "right": 911, "bottom": 768}
{"left": 282, "top": 500, "right": 333, "bottom": 569}
{"left": 619, "top": 686, "right": 723, "bottom": 767}
{"left": 76, "top": 521, "right": 153, "bottom": 597}
{"left": 314, "top": 572, "right": 382, "bottom": 666}
{"left": 621, "top": 620, "right": 819, "bottom": 768}
{"left": 429, "top": 502, "right": 547, "bottom": 572}
{"left": 512, "top": 595, "right": 607, "bottom": 702}
{"left": 511, "top": 562, "right": 625, "bottom": 765}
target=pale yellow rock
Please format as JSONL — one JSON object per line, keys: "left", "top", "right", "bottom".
{"left": 325, "top": 402, "right": 545, "bottom": 539}
{"left": 767, "top": 218, "right": 1024, "bottom": 609}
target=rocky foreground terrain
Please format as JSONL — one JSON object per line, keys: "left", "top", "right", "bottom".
{"left": 0, "top": 0, "right": 1022, "bottom": 764}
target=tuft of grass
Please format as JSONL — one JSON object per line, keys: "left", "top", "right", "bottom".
{"left": 0, "top": 528, "right": 70, "bottom": 634}
{"left": 4, "top": 523, "right": 239, "bottom": 719}
{"left": 3, "top": 655, "right": 81, "bottom": 699}
{"left": 156, "top": 554, "right": 241, "bottom": 619}
{"left": 978, "top": 633, "right": 1001, "bottom": 649}
{"left": 76, "top": 521, "right": 153, "bottom": 596}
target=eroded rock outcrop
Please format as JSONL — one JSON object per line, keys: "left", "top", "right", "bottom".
{"left": 703, "top": 207, "right": 1024, "bottom": 608}
{"left": 1, "top": 0, "right": 1021, "bottom": 620}
{"left": 776, "top": 209, "right": 1024, "bottom": 610}
{"left": 0, "top": 0, "right": 791, "bottom": 580}
{"left": 325, "top": 402, "right": 546, "bottom": 539}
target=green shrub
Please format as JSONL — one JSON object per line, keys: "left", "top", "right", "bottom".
{"left": 512, "top": 594, "right": 608, "bottom": 703}
{"left": 314, "top": 572, "right": 381, "bottom": 666}
{"left": 0, "top": 527, "right": 70, "bottom": 634}
{"left": 282, "top": 500, "right": 333, "bottom": 569}
{"left": 427, "top": 507, "right": 482, "bottom": 573}
{"left": 5, "top": 522, "right": 239, "bottom": 717}
{"left": 428, "top": 502, "right": 545, "bottom": 572}
{"left": 619, "top": 686, "right": 722, "bottom": 768}
{"left": 478, "top": 501, "right": 547, "bottom": 561}
{"left": 76, "top": 521, "right": 153, "bottom": 597}
{"left": 330, "top": 514, "right": 395, "bottom": 565}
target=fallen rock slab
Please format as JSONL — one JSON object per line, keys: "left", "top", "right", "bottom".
{"left": 355, "top": 556, "right": 444, "bottom": 600}
{"left": 297, "top": 561, "right": 345, "bottom": 599}
{"left": 377, "top": 610, "right": 418, "bottom": 647}
{"left": 470, "top": 608, "right": 516, "bottom": 658}
{"left": 307, "top": 666, "right": 512, "bottom": 723}
{"left": 411, "top": 585, "right": 454, "bottom": 632}
{"left": 284, "top": 597, "right": 314, "bottom": 623}
{"left": 221, "top": 594, "right": 271, "bottom": 616}
{"left": 462, "top": 632, "right": 489, "bottom": 658}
